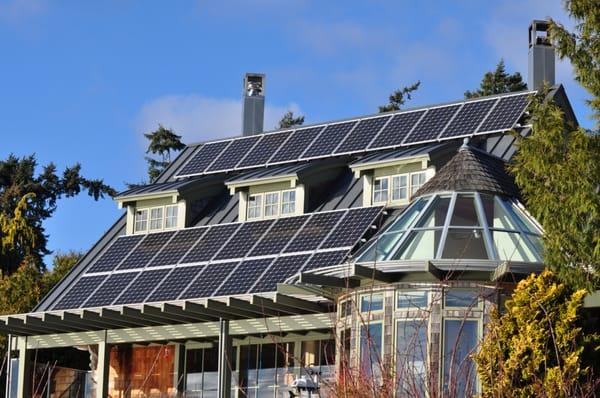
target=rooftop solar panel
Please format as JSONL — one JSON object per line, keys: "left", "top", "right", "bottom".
{"left": 251, "top": 255, "right": 310, "bottom": 293}
{"left": 269, "top": 126, "right": 324, "bottom": 164}
{"left": 302, "top": 250, "right": 348, "bottom": 272}
{"left": 301, "top": 121, "right": 357, "bottom": 159}
{"left": 283, "top": 211, "right": 344, "bottom": 253}
{"left": 87, "top": 235, "right": 144, "bottom": 273}
{"left": 404, "top": 105, "right": 461, "bottom": 144}
{"left": 83, "top": 272, "right": 139, "bottom": 308}
{"left": 182, "top": 223, "right": 241, "bottom": 264}
{"left": 477, "top": 94, "right": 528, "bottom": 133}
{"left": 148, "top": 228, "right": 208, "bottom": 267}
{"left": 237, "top": 131, "right": 293, "bottom": 168}
{"left": 249, "top": 215, "right": 309, "bottom": 257}
{"left": 180, "top": 261, "right": 239, "bottom": 299}
{"left": 213, "top": 219, "right": 273, "bottom": 260}
{"left": 335, "top": 116, "right": 390, "bottom": 154}
{"left": 322, "top": 207, "right": 382, "bottom": 248}
{"left": 117, "top": 231, "right": 175, "bottom": 270}
{"left": 440, "top": 99, "right": 497, "bottom": 139}
{"left": 53, "top": 275, "right": 106, "bottom": 310}
{"left": 113, "top": 268, "right": 171, "bottom": 305}
{"left": 177, "top": 140, "right": 231, "bottom": 177}
{"left": 146, "top": 265, "right": 205, "bottom": 302}
{"left": 215, "top": 258, "right": 274, "bottom": 296}
{"left": 368, "top": 110, "right": 426, "bottom": 149}
{"left": 207, "top": 136, "right": 261, "bottom": 172}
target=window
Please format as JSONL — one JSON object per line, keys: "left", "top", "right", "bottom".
{"left": 410, "top": 171, "right": 427, "bottom": 197}
{"left": 134, "top": 209, "right": 148, "bottom": 233}
{"left": 165, "top": 205, "right": 178, "bottom": 229}
{"left": 392, "top": 175, "right": 408, "bottom": 201}
{"left": 373, "top": 177, "right": 389, "bottom": 203}
{"left": 396, "top": 320, "right": 428, "bottom": 395}
{"left": 444, "top": 290, "right": 479, "bottom": 308}
{"left": 281, "top": 190, "right": 296, "bottom": 215}
{"left": 248, "top": 194, "right": 263, "bottom": 219}
{"left": 443, "top": 319, "right": 478, "bottom": 396}
{"left": 264, "top": 192, "right": 280, "bottom": 217}
{"left": 360, "top": 293, "right": 384, "bottom": 313}
{"left": 397, "top": 291, "right": 428, "bottom": 309}
{"left": 149, "top": 207, "right": 163, "bottom": 231}
{"left": 360, "top": 322, "right": 383, "bottom": 378}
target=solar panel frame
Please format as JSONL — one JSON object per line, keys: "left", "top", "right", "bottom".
{"left": 213, "top": 219, "right": 274, "bottom": 260}
{"left": 53, "top": 275, "right": 107, "bottom": 310}
{"left": 439, "top": 98, "right": 498, "bottom": 139}
{"left": 250, "top": 254, "right": 310, "bottom": 293}
{"left": 249, "top": 215, "right": 310, "bottom": 257}
{"left": 214, "top": 258, "right": 275, "bottom": 296}
{"left": 300, "top": 121, "right": 358, "bottom": 159}
{"left": 181, "top": 223, "right": 242, "bottom": 264}
{"left": 206, "top": 136, "right": 262, "bottom": 172}
{"left": 146, "top": 265, "right": 206, "bottom": 302}
{"left": 180, "top": 261, "right": 239, "bottom": 299}
{"left": 367, "top": 110, "right": 427, "bottom": 150}
{"left": 82, "top": 271, "right": 140, "bottom": 308}
{"left": 334, "top": 116, "right": 391, "bottom": 154}
{"left": 301, "top": 249, "right": 349, "bottom": 272}
{"left": 117, "top": 231, "right": 176, "bottom": 271}
{"left": 237, "top": 130, "right": 293, "bottom": 169}
{"left": 148, "top": 228, "right": 209, "bottom": 267}
{"left": 283, "top": 211, "right": 345, "bottom": 253}
{"left": 113, "top": 268, "right": 172, "bottom": 305}
{"left": 87, "top": 235, "right": 145, "bottom": 274}
{"left": 176, "top": 140, "right": 232, "bottom": 177}
{"left": 268, "top": 126, "right": 326, "bottom": 165}
{"left": 321, "top": 206, "right": 383, "bottom": 249}
{"left": 477, "top": 93, "right": 529, "bottom": 133}
{"left": 403, "top": 105, "right": 462, "bottom": 145}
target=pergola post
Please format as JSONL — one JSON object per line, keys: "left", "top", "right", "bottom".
{"left": 217, "top": 318, "right": 232, "bottom": 398}
{"left": 174, "top": 343, "right": 187, "bottom": 394}
{"left": 96, "top": 339, "right": 112, "bottom": 398}
{"left": 15, "top": 336, "right": 31, "bottom": 398}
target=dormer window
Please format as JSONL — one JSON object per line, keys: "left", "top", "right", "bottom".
{"left": 134, "top": 209, "right": 148, "bottom": 233}
{"left": 372, "top": 171, "right": 428, "bottom": 205}
{"left": 247, "top": 189, "right": 297, "bottom": 220}
{"left": 133, "top": 204, "right": 179, "bottom": 233}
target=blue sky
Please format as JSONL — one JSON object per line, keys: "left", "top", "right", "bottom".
{"left": 0, "top": 0, "right": 591, "bottom": 265}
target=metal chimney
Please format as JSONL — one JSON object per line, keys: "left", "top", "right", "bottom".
{"left": 242, "top": 73, "right": 265, "bottom": 136}
{"left": 528, "top": 20, "right": 555, "bottom": 90}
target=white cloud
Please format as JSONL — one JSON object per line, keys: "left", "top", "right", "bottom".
{"left": 0, "top": 0, "right": 45, "bottom": 25}
{"left": 135, "top": 94, "right": 301, "bottom": 145}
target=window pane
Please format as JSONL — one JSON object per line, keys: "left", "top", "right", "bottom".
{"left": 480, "top": 195, "right": 518, "bottom": 230}
{"left": 395, "top": 230, "right": 441, "bottom": 260}
{"left": 264, "top": 192, "right": 279, "bottom": 217}
{"left": 443, "top": 320, "right": 478, "bottom": 397}
{"left": 396, "top": 320, "right": 428, "bottom": 396}
{"left": 165, "top": 205, "right": 178, "bottom": 229}
{"left": 410, "top": 172, "right": 427, "bottom": 197}
{"left": 358, "top": 232, "right": 403, "bottom": 262}
{"left": 360, "top": 294, "right": 384, "bottom": 312}
{"left": 373, "top": 178, "right": 389, "bottom": 203}
{"left": 149, "top": 207, "right": 163, "bottom": 230}
{"left": 248, "top": 195, "right": 262, "bottom": 219}
{"left": 450, "top": 195, "right": 480, "bottom": 226}
{"left": 281, "top": 190, "right": 296, "bottom": 215}
{"left": 389, "top": 198, "right": 430, "bottom": 232}
{"left": 392, "top": 175, "right": 408, "bottom": 201}
{"left": 397, "top": 291, "right": 428, "bottom": 309}
{"left": 444, "top": 290, "right": 478, "bottom": 308}
{"left": 441, "top": 229, "right": 488, "bottom": 259}
{"left": 493, "top": 231, "right": 539, "bottom": 262}
{"left": 134, "top": 209, "right": 148, "bottom": 232}
{"left": 360, "top": 323, "right": 383, "bottom": 378}
{"left": 503, "top": 199, "right": 539, "bottom": 233}
{"left": 415, "top": 196, "right": 450, "bottom": 228}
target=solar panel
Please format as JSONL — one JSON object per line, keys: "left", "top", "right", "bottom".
{"left": 215, "top": 258, "right": 274, "bottom": 296}
{"left": 251, "top": 255, "right": 310, "bottom": 293}
{"left": 180, "top": 261, "right": 239, "bottom": 299}
{"left": 114, "top": 268, "right": 171, "bottom": 305}
{"left": 148, "top": 228, "right": 208, "bottom": 267}
{"left": 117, "top": 231, "right": 175, "bottom": 270}
{"left": 404, "top": 105, "right": 461, "bottom": 144}
{"left": 368, "top": 110, "right": 426, "bottom": 149}
{"left": 237, "top": 131, "right": 293, "bottom": 168}
{"left": 283, "top": 211, "right": 345, "bottom": 253}
{"left": 249, "top": 215, "right": 309, "bottom": 257}
{"left": 440, "top": 99, "right": 497, "bottom": 139}
{"left": 182, "top": 223, "right": 241, "bottom": 264}
{"left": 177, "top": 140, "right": 231, "bottom": 177}
{"left": 53, "top": 275, "right": 106, "bottom": 310}
{"left": 301, "top": 121, "right": 357, "bottom": 159}
{"left": 302, "top": 250, "right": 348, "bottom": 272}
{"left": 477, "top": 94, "right": 528, "bottom": 133}
{"left": 269, "top": 126, "right": 324, "bottom": 164}
{"left": 207, "top": 136, "right": 261, "bottom": 172}
{"left": 87, "top": 235, "right": 144, "bottom": 273}
{"left": 146, "top": 265, "right": 205, "bottom": 302}
{"left": 213, "top": 219, "right": 273, "bottom": 260}
{"left": 321, "top": 207, "right": 382, "bottom": 248}
{"left": 335, "top": 116, "right": 390, "bottom": 154}
{"left": 83, "top": 272, "right": 139, "bottom": 308}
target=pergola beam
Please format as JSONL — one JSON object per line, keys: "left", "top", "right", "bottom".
{"left": 273, "top": 294, "right": 329, "bottom": 313}
{"left": 352, "top": 263, "right": 396, "bottom": 283}
{"left": 299, "top": 272, "right": 360, "bottom": 288}
{"left": 162, "top": 303, "right": 215, "bottom": 322}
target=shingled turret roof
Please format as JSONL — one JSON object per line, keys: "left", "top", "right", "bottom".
{"left": 416, "top": 143, "right": 520, "bottom": 198}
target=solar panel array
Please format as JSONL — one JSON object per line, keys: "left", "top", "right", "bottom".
{"left": 176, "top": 92, "right": 531, "bottom": 178}
{"left": 53, "top": 206, "right": 383, "bottom": 310}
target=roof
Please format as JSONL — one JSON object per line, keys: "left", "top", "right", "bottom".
{"left": 416, "top": 144, "right": 520, "bottom": 198}
{"left": 350, "top": 142, "right": 448, "bottom": 167}
{"left": 226, "top": 162, "right": 313, "bottom": 184}
{"left": 115, "top": 177, "right": 206, "bottom": 200}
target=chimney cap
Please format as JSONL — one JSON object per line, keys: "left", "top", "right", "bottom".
{"left": 529, "top": 20, "right": 551, "bottom": 48}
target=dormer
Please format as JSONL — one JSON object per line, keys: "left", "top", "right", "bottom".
{"left": 350, "top": 144, "right": 455, "bottom": 207}
{"left": 115, "top": 177, "right": 224, "bottom": 235}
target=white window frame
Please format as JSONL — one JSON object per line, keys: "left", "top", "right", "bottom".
{"left": 247, "top": 194, "right": 263, "bottom": 220}
{"left": 134, "top": 208, "right": 149, "bottom": 233}
{"left": 247, "top": 188, "right": 298, "bottom": 220}
{"left": 373, "top": 171, "right": 429, "bottom": 205}
{"left": 410, "top": 171, "right": 427, "bottom": 197}
{"left": 281, "top": 189, "right": 296, "bottom": 215}
{"left": 149, "top": 206, "right": 164, "bottom": 231}
{"left": 392, "top": 174, "right": 409, "bottom": 202}
{"left": 134, "top": 204, "right": 179, "bottom": 233}
{"left": 164, "top": 205, "right": 178, "bottom": 230}
{"left": 264, "top": 192, "right": 280, "bottom": 218}
{"left": 373, "top": 177, "right": 389, "bottom": 204}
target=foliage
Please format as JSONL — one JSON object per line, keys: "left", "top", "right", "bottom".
{"left": 550, "top": 0, "right": 600, "bottom": 126}
{"left": 0, "top": 157, "right": 114, "bottom": 274}
{"left": 509, "top": 90, "right": 600, "bottom": 288}
{"left": 464, "top": 59, "right": 527, "bottom": 99}
{"left": 378, "top": 81, "right": 420, "bottom": 113}
{"left": 278, "top": 111, "right": 305, "bottom": 129}
{"left": 143, "top": 124, "right": 185, "bottom": 183}
{"left": 475, "top": 270, "right": 600, "bottom": 397}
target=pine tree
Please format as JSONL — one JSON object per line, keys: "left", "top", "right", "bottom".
{"left": 379, "top": 81, "right": 420, "bottom": 113}
{"left": 464, "top": 60, "right": 527, "bottom": 98}
{"left": 278, "top": 111, "right": 305, "bottom": 129}
{"left": 143, "top": 125, "right": 185, "bottom": 183}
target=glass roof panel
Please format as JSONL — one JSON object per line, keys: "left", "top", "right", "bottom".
{"left": 394, "top": 230, "right": 441, "bottom": 260}
{"left": 415, "top": 196, "right": 450, "bottom": 228}
{"left": 493, "top": 231, "right": 539, "bottom": 262}
{"left": 388, "top": 197, "right": 429, "bottom": 232}
{"left": 358, "top": 232, "right": 404, "bottom": 262}
{"left": 450, "top": 195, "right": 480, "bottom": 226}
{"left": 441, "top": 229, "right": 488, "bottom": 259}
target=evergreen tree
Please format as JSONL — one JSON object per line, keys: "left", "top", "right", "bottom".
{"left": 0, "top": 156, "right": 115, "bottom": 273}
{"left": 550, "top": 0, "right": 600, "bottom": 127}
{"left": 143, "top": 125, "right": 185, "bottom": 183}
{"left": 278, "top": 111, "right": 305, "bottom": 129}
{"left": 464, "top": 59, "right": 527, "bottom": 98}
{"left": 379, "top": 81, "right": 420, "bottom": 113}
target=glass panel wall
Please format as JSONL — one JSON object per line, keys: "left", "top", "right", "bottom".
{"left": 443, "top": 320, "right": 478, "bottom": 397}
{"left": 396, "top": 320, "right": 428, "bottom": 396}
{"left": 360, "top": 323, "right": 383, "bottom": 378}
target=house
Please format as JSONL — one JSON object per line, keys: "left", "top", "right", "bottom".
{"left": 1, "top": 20, "right": 577, "bottom": 398}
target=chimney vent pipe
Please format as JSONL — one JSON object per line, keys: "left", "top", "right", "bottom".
{"left": 528, "top": 20, "right": 555, "bottom": 90}
{"left": 242, "top": 73, "right": 265, "bottom": 136}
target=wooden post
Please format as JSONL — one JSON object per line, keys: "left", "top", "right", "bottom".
{"left": 174, "top": 343, "right": 187, "bottom": 395}
{"left": 15, "top": 336, "right": 31, "bottom": 398}
{"left": 96, "top": 340, "right": 112, "bottom": 398}
{"left": 217, "top": 319, "right": 232, "bottom": 398}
